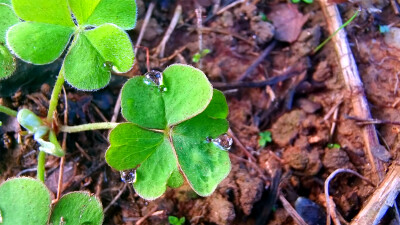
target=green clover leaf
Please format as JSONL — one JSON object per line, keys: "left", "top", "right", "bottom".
{"left": 0, "top": 177, "right": 104, "bottom": 225}
{"left": 106, "top": 64, "right": 231, "bottom": 200}
{"left": 0, "top": 3, "right": 18, "bottom": 79}
{"left": 6, "top": 0, "right": 136, "bottom": 90}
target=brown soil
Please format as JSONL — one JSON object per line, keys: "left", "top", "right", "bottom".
{"left": 1, "top": 0, "right": 400, "bottom": 224}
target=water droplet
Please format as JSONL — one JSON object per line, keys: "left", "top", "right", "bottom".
{"left": 103, "top": 61, "right": 113, "bottom": 71}
{"left": 0, "top": 209, "right": 3, "bottom": 223}
{"left": 208, "top": 134, "right": 233, "bottom": 151}
{"left": 120, "top": 169, "right": 136, "bottom": 183}
{"left": 158, "top": 85, "right": 167, "bottom": 92}
{"left": 144, "top": 70, "right": 163, "bottom": 86}
{"left": 59, "top": 217, "right": 66, "bottom": 225}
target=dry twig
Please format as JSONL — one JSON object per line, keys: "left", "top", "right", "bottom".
{"left": 104, "top": 183, "right": 127, "bottom": 213}
{"left": 324, "top": 168, "right": 373, "bottom": 225}
{"left": 351, "top": 164, "right": 400, "bottom": 225}
{"left": 154, "top": 5, "right": 182, "bottom": 58}
{"left": 319, "top": 0, "right": 389, "bottom": 182}
{"left": 279, "top": 192, "right": 308, "bottom": 225}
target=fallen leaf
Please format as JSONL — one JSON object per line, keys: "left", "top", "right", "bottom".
{"left": 268, "top": 4, "right": 309, "bottom": 43}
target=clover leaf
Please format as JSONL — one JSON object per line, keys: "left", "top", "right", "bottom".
{"left": 106, "top": 64, "right": 232, "bottom": 200}
{"left": 0, "top": 3, "right": 18, "bottom": 79}
{"left": 6, "top": 0, "right": 136, "bottom": 90}
{"left": 0, "top": 177, "right": 104, "bottom": 225}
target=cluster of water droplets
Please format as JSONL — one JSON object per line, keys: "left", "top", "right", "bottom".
{"left": 120, "top": 169, "right": 137, "bottom": 183}
{"left": 206, "top": 134, "right": 233, "bottom": 151}
{"left": 144, "top": 70, "right": 167, "bottom": 92}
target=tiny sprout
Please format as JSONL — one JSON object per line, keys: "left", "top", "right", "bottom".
{"left": 327, "top": 143, "right": 341, "bottom": 149}
{"left": 168, "top": 216, "right": 185, "bottom": 225}
{"left": 259, "top": 131, "right": 272, "bottom": 147}
{"left": 292, "top": 0, "right": 313, "bottom": 3}
{"left": 192, "top": 49, "right": 211, "bottom": 63}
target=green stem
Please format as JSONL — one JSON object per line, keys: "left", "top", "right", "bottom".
{"left": 0, "top": 105, "right": 17, "bottom": 117}
{"left": 37, "top": 151, "right": 46, "bottom": 182}
{"left": 47, "top": 66, "right": 65, "bottom": 123}
{"left": 60, "top": 122, "right": 119, "bottom": 133}
{"left": 37, "top": 67, "right": 65, "bottom": 182}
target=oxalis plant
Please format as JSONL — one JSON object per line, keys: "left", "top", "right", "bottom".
{"left": 0, "top": 0, "right": 232, "bottom": 222}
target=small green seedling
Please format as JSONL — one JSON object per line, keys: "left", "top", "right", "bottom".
{"left": 292, "top": 0, "right": 313, "bottom": 4}
{"left": 106, "top": 64, "right": 232, "bottom": 200}
{"left": 6, "top": 0, "right": 136, "bottom": 90}
{"left": 0, "top": 177, "right": 104, "bottom": 225}
{"left": 169, "top": 216, "right": 186, "bottom": 225}
{"left": 327, "top": 143, "right": 341, "bottom": 149}
{"left": 192, "top": 49, "right": 211, "bottom": 63}
{"left": 259, "top": 131, "right": 272, "bottom": 147}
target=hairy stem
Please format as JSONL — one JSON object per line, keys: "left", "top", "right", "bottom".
{"left": 47, "top": 67, "right": 65, "bottom": 123}
{"left": 0, "top": 105, "right": 17, "bottom": 117}
{"left": 37, "top": 151, "right": 46, "bottom": 182}
{"left": 38, "top": 67, "right": 65, "bottom": 182}
{"left": 60, "top": 122, "right": 119, "bottom": 133}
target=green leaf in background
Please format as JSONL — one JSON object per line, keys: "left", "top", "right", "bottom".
{"left": 50, "top": 192, "right": 104, "bottom": 225}
{"left": 7, "top": 0, "right": 137, "bottom": 90}
{"left": 0, "top": 45, "right": 15, "bottom": 79}
{"left": 121, "top": 65, "right": 212, "bottom": 129}
{"left": 11, "top": 0, "right": 74, "bottom": 26}
{"left": 63, "top": 24, "right": 134, "bottom": 90}
{"left": 7, "top": 22, "right": 74, "bottom": 64}
{"left": 0, "top": 177, "right": 51, "bottom": 225}
{"left": 0, "top": 3, "right": 19, "bottom": 44}
{"left": 0, "top": 3, "right": 18, "bottom": 79}
{"left": 82, "top": 24, "right": 134, "bottom": 73}
{"left": 0, "top": 0, "right": 11, "bottom": 5}
{"left": 79, "top": 0, "right": 137, "bottom": 30}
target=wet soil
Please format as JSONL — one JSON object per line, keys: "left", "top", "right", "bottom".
{"left": 1, "top": 0, "right": 400, "bottom": 224}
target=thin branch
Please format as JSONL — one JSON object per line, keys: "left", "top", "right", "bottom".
{"left": 104, "top": 183, "right": 127, "bottom": 213}
{"left": 135, "top": 1, "right": 155, "bottom": 53}
{"left": 154, "top": 5, "right": 182, "bottom": 58}
{"left": 351, "top": 164, "right": 400, "bottom": 224}
{"left": 279, "top": 192, "right": 308, "bottom": 225}
{"left": 324, "top": 168, "right": 374, "bottom": 225}
{"left": 212, "top": 69, "right": 301, "bottom": 90}
{"left": 236, "top": 40, "right": 277, "bottom": 81}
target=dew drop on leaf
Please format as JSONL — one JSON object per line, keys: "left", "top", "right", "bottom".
{"left": 103, "top": 61, "right": 113, "bottom": 71}
{"left": 144, "top": 70, "right": 163, "bottom": 86}
{"left": 207, "top": 134, "right": 233, "bottom": 151}
{"left": 0, "top": 208, "right": 3, "bottom": 223}
{"left": 120, "top": 169, "right": 136, "bottom": 183}
{"left": 59, "top": 217, "right": 66, "bottom": 225}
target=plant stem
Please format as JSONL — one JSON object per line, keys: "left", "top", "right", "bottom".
{"left": 37, "top": 67, "right": 65, "bottom": 182}
{"left": 47, "top": 67, "right": 65, "bottom": 123}
{"left": 60, "top": 122, "right": 119, "bottom": 133}
{"left": 37, "top": 151, "right": 46, "bottom": 182}
{"left": 0, "top": 105, "right": 17, "bottom": 117}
